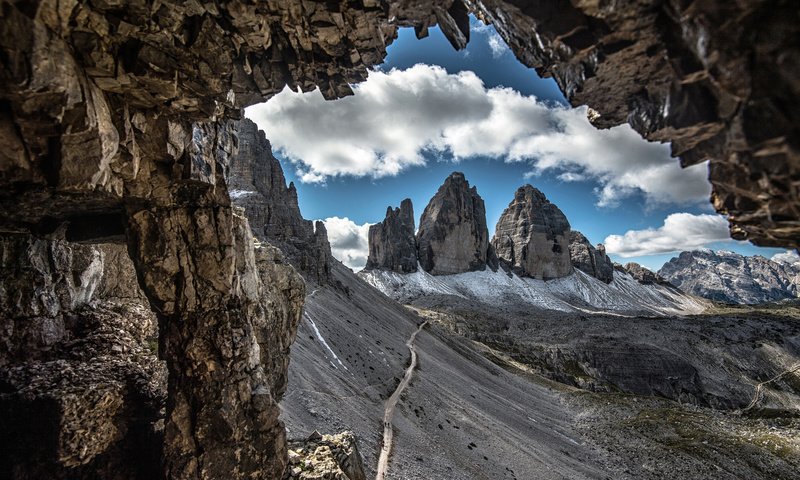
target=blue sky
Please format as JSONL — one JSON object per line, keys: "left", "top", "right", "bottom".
{"left": 246, "top": 17, "right": 788, "bottom": 271}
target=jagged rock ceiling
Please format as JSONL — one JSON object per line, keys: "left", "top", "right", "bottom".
{"left": 0, "top": 0, "right": 797, "bottom": 248}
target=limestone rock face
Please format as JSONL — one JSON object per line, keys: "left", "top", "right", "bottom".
{"left": 230, "top": 119, "right": 332, "bottom": 284}
{"left": 365, "top": 199, "right": 418, "bottom": 273}
{"left": 623, "top": 263, "right": 670, "bottom": 286}
{"left": 417, "top": 173, "right": 490, "bottom": 275}
{"left": 659, "top": 250, "right": 800, "bottom": 304}
{"left": 492, "top": 186, "right": 572, "bottom": 280}
{"left": 569, "top": 231, "right": 614, "bottom": 283}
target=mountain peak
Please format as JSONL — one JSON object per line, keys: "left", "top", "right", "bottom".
{"left": 492, "top": 185, "right": 572, "bottom": 280}
{"left": 417, "top": 173, "right": 492, "bottom": 275}
{"left": 365, "top": 199, "right": 418, "bottom": 273}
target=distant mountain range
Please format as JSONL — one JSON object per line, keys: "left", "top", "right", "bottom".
{"left": 659, "top": 250, "right": 800, "bottom": 304}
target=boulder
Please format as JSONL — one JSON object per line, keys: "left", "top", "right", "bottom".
{"left": 417, "top": 173, "right": 490, "bottom": 275}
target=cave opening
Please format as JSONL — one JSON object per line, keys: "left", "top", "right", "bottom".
{"left": 0, "top": 1, "right": 798, "bottom": 479}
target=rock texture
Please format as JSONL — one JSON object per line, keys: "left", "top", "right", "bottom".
{"left": 469, "top": 0, "right": 800, "bottom": 249}
{"left": 0, "top": 233, "right": 165, "bottom": 479}
{"left": 622, "top": 262, "right": 671, "bottom": 286}
{"left": 417, "top": 173, "right": 491, "bottom": 275}
{"left": 285, "top": 431, "right": 366, "bottom": 480}
{"left": 492, "top": 185, "right": 572, "bottom": 280}
{"left": 1, "top": 224, "right": 305, "bottom": 480}
{"left": 1, "top": 0, "right": 799, "bottom": 477}
{"left": 659, "top": 250, "right": 800, "bottom": 304}
{"left": 569, "top": 231, "right": 614, "bottom": 283}
{"left": 229, "top": 119, "right": 332, "bottom": 284}
{"left": 365, "top": 199, "right": 418, "bottom": 273}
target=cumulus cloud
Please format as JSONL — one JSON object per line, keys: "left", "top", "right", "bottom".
{"left": 247, "top": 64, "right": 710, "bottom": 206}
{"left": 604, "top": 213, "right": 731, "bottom": 257}
{"left": 772, "top": 250, "right": 800, "bottom": 265}
{"left": 322, "top": 217, "right": 371, "bottom": 270}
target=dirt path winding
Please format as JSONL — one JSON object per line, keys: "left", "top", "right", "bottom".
{"left": 376, "top": 320, "right": 428, "bottom": 480}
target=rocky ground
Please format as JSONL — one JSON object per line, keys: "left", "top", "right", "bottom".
{"left": 283, "top": 261, "right": 800, "bottom": 479}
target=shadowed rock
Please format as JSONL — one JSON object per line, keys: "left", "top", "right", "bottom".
{"left": 366, "top": 199, "right": 418, "bottom": 273}
{"left": 0, "top": 0, "right": 799, "bottom": 477}
{"left": 569, "top": 231, "right": 614, "bottom": 283}
{"left": 659, "top": 250, "right": 800, "bottom": 304}
{"left": 230, "top": 119, "right": 332, "bottom": 285}
{"left": 492, "top": 185, "right": 572, "bottom": 280}
{"left": 623, "top": 262, "right": 670, "bottom": 286}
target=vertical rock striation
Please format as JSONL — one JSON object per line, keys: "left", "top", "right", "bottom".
{"left": 229, "top": 119, "right": 332, "bottom": 284}
{"left": 417, "top": 173, "right": 491, "bottom": 275}
{"left": 492, "top": 185, "right": 572, "bottom": 280}
{"left": 1, "top": 0, "right": 799, "bottom": 477}
{"left": 659, "top": 250, "right": 800, "bottom": 304}
{"left": 623, "top": 263, "right": 670, "bottom": 286}
{"left": 366, "top": 199, "right": 418, "bottom": 273}
{"left": 569, "top": 231, "right": 614, "bottom": 283}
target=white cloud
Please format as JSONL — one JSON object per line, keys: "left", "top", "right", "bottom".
{"left": 246, "top": 64, "right": 710, "bottom": 206}
{"left": 322, "top": 217, "right": 371, "bottom": 271}
{"left": 604, "top": 213, "right": 732, "bottom": 257}
{"left": 557, "top": 171, "right": 587, "bottom": 182}
{"left": 772, "top": 250, "right": 800, "bottom": 265}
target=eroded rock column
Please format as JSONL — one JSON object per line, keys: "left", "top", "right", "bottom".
{"left": 124, "top": 117, "right": 305, "bottom": 479}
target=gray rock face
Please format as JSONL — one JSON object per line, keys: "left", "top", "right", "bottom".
{"left": 569, "top": 231, "right": 614, "bottom": 283}
{"left": 624, "top": 262, "right": 670, "bottom": 285}
{"left": 366, "top": 199, "right": 418, "bottom": 273}
{"left": 230, "top": 119, "right": 332, "bottom": 284}
{"left": 659, "top": 250, "right": 800, "bottom": 304}
{"left": 492, "top": 185, "right": 572, "bottom": 280}
{"left": 417, "top": 173, "right": 490, "bottom": 275}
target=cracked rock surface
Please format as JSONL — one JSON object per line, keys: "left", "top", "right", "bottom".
{"left": 492, "top": 185, "right": 573, "bottom": 280}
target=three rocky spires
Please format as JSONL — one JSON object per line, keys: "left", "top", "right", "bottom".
{"left": 365, "top": 172, "right": 614, "bottom": 283}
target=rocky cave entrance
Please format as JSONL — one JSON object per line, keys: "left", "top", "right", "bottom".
{"left": 1, "top": 1, "right": 798, "bottom": 479}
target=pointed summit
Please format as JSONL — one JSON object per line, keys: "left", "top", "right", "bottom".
{"left": 416, "top": 172, "right": 491, "bottom": 275}
{"left": 492, "top": 185, "right": 572, "bottom": 280}
{"left": 365, "top": 198, "right": 418, "bottom": 273}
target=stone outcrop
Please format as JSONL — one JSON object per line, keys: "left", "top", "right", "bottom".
{"left": 417, "top": 173, "right": 492, "bottom": 275}
{"left": 366, "top": 199, "right": 418, "bottom": 273}
{"left": 623, "top": 262, "right": 671, "bottom": 286}
{"left": 569, "top": 231, "right": 614, "bottom": 283}
{"left": 1, "top": 0, "right": 799, "bottom": 477}
{"left": 285, "top": 431, "right": 366, "bottom": 480}
{"left": 659, "top": 250, "right": 800, "bottom": 304}
{"left": 229, "top": 119, "right": 331, "bottom": 284}
{"left": 492, "top": 185, "right": 572, "bottom": 280}
{"left": 1, "top": 221, "right": 305, "bottom": 480}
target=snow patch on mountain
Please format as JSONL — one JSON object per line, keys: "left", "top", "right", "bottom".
{"left": 360, "top": 267, "right": 708, "bottom": 315}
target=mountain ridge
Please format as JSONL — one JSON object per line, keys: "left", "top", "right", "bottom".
{"left": 659, "top": 249, "right": 800, "bottom": 304}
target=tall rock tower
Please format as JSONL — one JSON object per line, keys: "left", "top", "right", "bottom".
{"left": 365, "top": 198, "right": 418, "bottom": 273}
{"left": 417, "top": 173, "right": 491, "bottom": 275}
{"left": 492, "top": 185, "right": 572, "bottom": 280}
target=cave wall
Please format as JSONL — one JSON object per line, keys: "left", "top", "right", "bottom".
{"left": 0, "top": 0, "right": 798, "bottom": 478}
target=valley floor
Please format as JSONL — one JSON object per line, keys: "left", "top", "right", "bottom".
{"left": 281, "top": 262, "right": 800, "bottom": 479}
